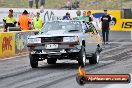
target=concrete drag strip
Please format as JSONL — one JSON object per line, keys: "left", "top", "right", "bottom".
{"left": 104, "top": 84, "right": 131, "bottom": 88}
{"left": 0, "top": 32, "right": 131, "bottom": 88}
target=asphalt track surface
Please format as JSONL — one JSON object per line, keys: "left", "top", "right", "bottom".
{"left": 0, "top": 31, "right": 132, "bottom": 88}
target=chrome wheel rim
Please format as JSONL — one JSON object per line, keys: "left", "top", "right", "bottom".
{"left": 83, "top": 52, "right": 86, "bottom": 65}
{"left": 96, "top": 53, "right": 100, "bottom": 63}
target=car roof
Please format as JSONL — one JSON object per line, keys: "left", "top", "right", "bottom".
{"left": 47, "top": 20, "right": 91, "bottom": 25}
{"left": 53, "top": 20, "right": 81, "bottom": 22}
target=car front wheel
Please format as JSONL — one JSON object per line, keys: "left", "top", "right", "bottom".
{"left": 29, "top": 54, "right": 38, "bottom": 68}
{"left": 77, "top": 46, "right": 86, "bottom": 67}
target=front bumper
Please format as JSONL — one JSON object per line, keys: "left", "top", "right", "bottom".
{"left": 27, "top": 42, "right": 81, "bottom": 55}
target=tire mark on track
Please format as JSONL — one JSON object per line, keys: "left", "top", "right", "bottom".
{"left": 1, "top": 43, "right": 132, "bottom": 88}
{"left": 37, "top": 62, "right": 116, "bottom": 88}
{"left": 0, "top": 43, "right": 126, "bottom": 80}
{"left": 0, "top": 66, "right": 32, "bottom": 80}
{"left": 37, "top": 45, "right": 132, "bottom": 88}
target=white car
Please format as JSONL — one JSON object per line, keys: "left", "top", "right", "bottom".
{"left": 27, "top": 20, "right": 103, "bottom": 68}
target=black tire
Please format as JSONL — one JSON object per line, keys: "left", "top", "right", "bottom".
{"left": 78, "top": 46, "right": 86, "bottom": 67}
{"left": 29, "top": 54, "right": 38, "bottom": 68}
{"left": 47, "top": 59, "right": 57, "bottom": 64}
{"left": 89, "top": 51, "right": 99, "bottom": 64}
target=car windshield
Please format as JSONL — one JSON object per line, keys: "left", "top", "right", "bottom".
{"left": 40, "top": 21, "right": 82, "bottom": 33}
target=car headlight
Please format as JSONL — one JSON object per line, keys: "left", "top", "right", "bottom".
{"left": 63, "top": 37, "right": 79, "bottom": 42}
{"left": 28, "top": 38, "right": 41, "bottom": 44}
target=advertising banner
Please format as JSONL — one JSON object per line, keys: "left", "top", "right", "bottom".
{"left": 0, "top": 32, "right": 15, "bottom": 58}
{"left": 14, "top": 31, "right": 37, "bottom": 54}
{"left": 90, "top": 10, "right": 121, "bottom": 31}
{"left": 119, "top": 19, "right": 132, "bottom": 31}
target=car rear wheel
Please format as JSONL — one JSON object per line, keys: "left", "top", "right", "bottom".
{"left": 78, "top": 46, "right": 86, "bottom": 67}
{"left": 47, "top": 59, "right": 57, "bottom": 64}
{"left": 89, "top": 51, "right": 100, "bottom": 64}
{"left": 29, "top": 54, "right": 38, "bottom": 68}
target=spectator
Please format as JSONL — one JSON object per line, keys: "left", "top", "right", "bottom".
{"left": 80, "top": 11, "right": 91, "bottom": 22}
{"left": 29, "top": 0, "right": 33, "bottom": 8}
{"left": 72, "top": 0, "right": 80, "bottom": 9}
{"left": 35, "top": 0, "right": 45, "bottom": 9}
{"left": 101, "top": 10, "right": 111, "bottom": 44}
{"left": 40, "top": 0, "right": 45, "bottom": 13}
{"left": 87, "top": 11, "right": 93, "bottom": 21}
{"left": 63, "top": 12, "right": 71, "bottom": 20}
{"left": 73, "top": 10, "right": 81, "bottom": 20}
{"left": 18, "top": 10, "right": 31, "bottom": 30}
{"left": 76, "top": 10, "right": 81, "bottom": 16}
{"left": 40, "top": 0, "right": 45, "bottom": 7}
{"left": 3, "top": 9, "right": 17, "bottom": 32}
{"left": 33, "top": 12, "right": 43, "bottom": 31}
{"left": 66, "top": 0, "right": 72, "bottom": 10}
{"left": 35, "top": 0, "right": 39, "bottom": 9}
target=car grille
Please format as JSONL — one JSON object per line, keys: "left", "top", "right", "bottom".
{"left": 41, "top": 37, "right": 63, "bottom": 43}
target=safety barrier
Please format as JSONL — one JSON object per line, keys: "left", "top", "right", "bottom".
{"left": 0, "top": 30, "right": 39, "bottom": 58}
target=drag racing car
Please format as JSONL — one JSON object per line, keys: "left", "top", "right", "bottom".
{"left": 27, "top": 20, "right": 102, "bottom": 68}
